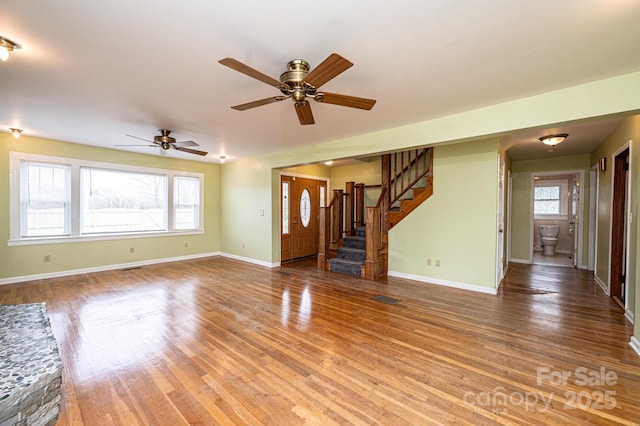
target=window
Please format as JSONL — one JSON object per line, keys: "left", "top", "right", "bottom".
{"left": 282, "top": 181, "right": 289, "bottom": 234}
{"left": 9, "top": 152, "right": 204, "bottom": 245}
{"left": 21, "top": 162, "right": 71, "bottom": 237}
{"left": 81, "top": 168, "right": 168, "bottom": 234}
{"left": 174, "top": 176, "right": 200, "bottom": 230}
{"left": 534, "top": 181, "right": 568, "bottom": 219}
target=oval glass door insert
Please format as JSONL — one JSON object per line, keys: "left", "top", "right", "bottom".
{"left": 300, "top": 189, "right": 311, "bottom": 227}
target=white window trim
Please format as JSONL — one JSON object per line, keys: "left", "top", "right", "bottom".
{"left": 533, "top": 180, "right": 569, "bottom": 220}
{"left": 9, "top": 152, "right": 204, "bottom": 246}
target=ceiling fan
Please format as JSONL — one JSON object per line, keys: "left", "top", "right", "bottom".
{"left": 218, "top": 53, "right": 376, "bottom": 125}
{"left": 117, "top": 129, "right": 208, "bottom": 156}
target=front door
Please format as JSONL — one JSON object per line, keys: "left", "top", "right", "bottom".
{"left": 281, "top": 175, "right": 323, "bottom": 261}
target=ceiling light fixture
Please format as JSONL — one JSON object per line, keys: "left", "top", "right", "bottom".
{"left": 219, "top": 155, "right": 226, "bottom": 163}
{"left": 0, "top": 36, "right": 21, "bottom": 62}
{"left": 539, "top": 133, "right": 568, "bottom": 146}
{"left": 9, "top": 128, "right": 23, "bottom": 139}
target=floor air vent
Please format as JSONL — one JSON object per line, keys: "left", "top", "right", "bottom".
{"left": 372, "top": 295, "right": 400, "bottom": 305}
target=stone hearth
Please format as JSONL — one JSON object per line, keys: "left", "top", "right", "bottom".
{"left": 0, "top": 303, "right": 62, "bottom": 426}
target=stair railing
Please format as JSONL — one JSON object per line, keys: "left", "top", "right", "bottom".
{"left": 389, "top": 148, "right": 432, "bottom": 207}
{"left": 318, "top": 189, "right": 343, "bottom": 270}
{"left": 364, "top": 187, "right": 388, "bottom": 280}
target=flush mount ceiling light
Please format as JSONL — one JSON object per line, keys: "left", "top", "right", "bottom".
{"left": 219, "top": 155, "right": 226, "bottom": 163}
{"left": 539, "top": 133, "right": 568, "bottom": 146}
{"left": 9, "top": 128, "right": 23, "bottom": 139}
{"left": 0, "top": 36, "right": 21, "bottom": 62}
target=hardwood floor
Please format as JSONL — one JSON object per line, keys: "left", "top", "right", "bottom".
{"left": 1, "top": 258, "right": 639, "bottom": 425}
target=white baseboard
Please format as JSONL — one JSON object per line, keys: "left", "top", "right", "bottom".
{"left": 630, "top": 336, "right": 640, "bottom": 357}
{"left": 509, "top": 258, "right": 531, "bottom": 264}
{"left": 219, "top": 252, "right": 279, "bottom": 268}
{"left": 625, "top": 309, "right": 634, "bottom": 325}
{"left": 0, "top": 252, "right": 221, "bottom": 286}
{"left": 593, "top": 275, "right": 609, "bottom": 295}
{"left": 388, "top": 270, "right": 497, "bottom": 295}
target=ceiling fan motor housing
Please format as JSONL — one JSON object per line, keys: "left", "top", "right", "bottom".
{"left": 154, "top": 129, "right": 176, "bottom": 146}
{"left": 279, "top": 60, "right": 316, "bottom": 99}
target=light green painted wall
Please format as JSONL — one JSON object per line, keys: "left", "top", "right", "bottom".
{"left": 590, "top": 115, "right": 640, "bottom": 325}
{"left": 0, "top": 134, "right": 220, "bottom": 280}
{"left": 510, "top": 155, "right": 592, "bottom": 265}
{"left": 388, "top": 140, "right": 499, "bottom": 289}
{"left": 330, "top": 159, "right": 382, "bottom": 207}
{"left": 280, "top": 164, "right": 331, "bottom": 179}
{"left": 219, "top": 157, "right": 274, "bottom": 264}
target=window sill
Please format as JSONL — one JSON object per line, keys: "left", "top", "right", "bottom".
{"left": 7, "top": 229, "right": 205, "bottom": 247}
{"left": 534, "top": 215, "right": 568, "bottom": 221}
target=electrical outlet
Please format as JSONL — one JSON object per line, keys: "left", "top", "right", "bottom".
{"left": 242, "top": 243, "right": 246, "bottom": 249}
{"left": 426, "top": 258, "right": 432, "bottom": 267}
{"left": 130, "top": 247, "right": 135, "bottom": 254}
{"left": 43, "top": 255, "right": 51, "bottom": 263}
{"left": 435, "top": 259, "right": 441, "bottom": 268}
{"left": 184, "top": 242, "right": 189, "bottom": 248}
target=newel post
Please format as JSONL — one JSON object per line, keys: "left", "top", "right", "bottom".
{"left": 363, "top": 206, "right": 380, "bottom": 280}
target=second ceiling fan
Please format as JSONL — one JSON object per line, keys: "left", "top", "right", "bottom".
{"left": 218, "top": 53, "right": 376, "bottom": 125}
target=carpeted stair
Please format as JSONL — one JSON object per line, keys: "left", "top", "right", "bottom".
{"left": 329, "top": 226, "right": 366, "bottom": 277}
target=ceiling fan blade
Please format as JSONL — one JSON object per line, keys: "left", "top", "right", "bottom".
{"left": 316, "top": 92, "right": 376, "bottom": 110}
{"left": 115, "top": 144, "right": 157, "bottom": 147}
{"left": 175, "top": 147, "right": 208, "bottom": 156}
{"left": 219, "top": 58, "right": 285, "bottom": 88}
{"left": 231, "top": 96, "right": 288, "bottom": 111}
{"left": 303, "top": 53, "right": 353, "bottom": 89}
{"left": 126, "top": 134, "right": 154, "bottom": 143}
{"left": 173, "top": 140, "right": 198, "bottom": 147}
{"left": 295, "top": 101, "right": 315, "bottom": 125}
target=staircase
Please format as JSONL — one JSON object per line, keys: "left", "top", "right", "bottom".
{"left": 388, "top": 176, "right": 433, "bottom": 228}
{"left": 318, "top": 147, "right": 433, "bottom": 280}
{"left": 329, "top": 226, "right": 366, "bottom": 276}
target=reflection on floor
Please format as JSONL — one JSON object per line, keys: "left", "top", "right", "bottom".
{"left": 533, "top": 251, "right": 574, "bottom": 267}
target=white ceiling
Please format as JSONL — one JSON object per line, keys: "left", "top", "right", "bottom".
{"left": 1, "top": 1, "right": 639, "bottom": 164}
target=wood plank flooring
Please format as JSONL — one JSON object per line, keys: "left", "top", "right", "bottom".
{"left": 1, "top": 258, "right": 639, "bottom": 425}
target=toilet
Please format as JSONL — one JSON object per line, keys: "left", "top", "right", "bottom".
{"left": 539, "top": 225, "right": 560, "bottom": 255}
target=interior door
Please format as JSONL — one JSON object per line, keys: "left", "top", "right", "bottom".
{"left": 571, "top": 174, "right": 580, "bottom": 268}
{"left": 496, "top": 153, "right": 505, "bottom": 287}
{"left": 610, "top": 149, "right": 629, "bottom": 303}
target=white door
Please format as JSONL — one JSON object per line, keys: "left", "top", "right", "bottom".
{"left": 571, "top": 174, "right": 580, "bottom": 268}
{"left": 496, "top": 154, "right": 505, "bottom": 287}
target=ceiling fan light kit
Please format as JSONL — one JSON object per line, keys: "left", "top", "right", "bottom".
{"left": 219, "top": 53, "right": 376, "bottom": 125}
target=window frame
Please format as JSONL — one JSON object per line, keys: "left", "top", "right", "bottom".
{"left": 9, "top": 152, "right": 205, "bottom": 246}
{"left": 533, "top": 180, "right": 568, "bottom": 220}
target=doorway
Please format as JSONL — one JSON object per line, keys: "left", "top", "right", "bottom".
{"left": 610, "top": 148, "right": 629, "bottom": 305}
{"left": 530, "top": 170, "right": 584, "bottom": 268}
{"left": 280, "top": 175, "right": 327, "bottom": 262}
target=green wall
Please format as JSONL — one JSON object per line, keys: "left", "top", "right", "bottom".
{"left": 0, "top": 133, "right": 220, "bottom": 282}
{"left": 510, "top": 155, "right": 592, "bottom": 265}
{"left": 590, "top": 115, "right": 640, "bottom": 323}
{"left": 389, "top": 139, "right": 499, "bottom": 290}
